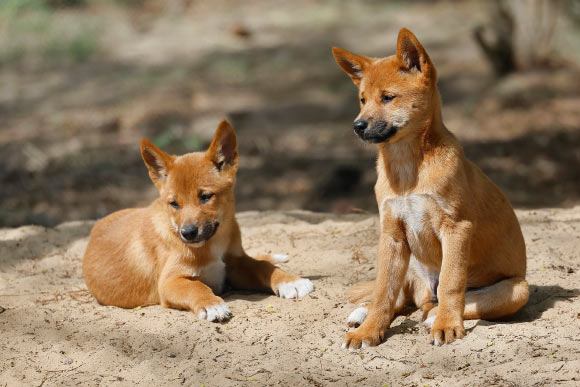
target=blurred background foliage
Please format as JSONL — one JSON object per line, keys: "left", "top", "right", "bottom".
{"left": 0, "top": 0, "right": 579, "bottom": 227}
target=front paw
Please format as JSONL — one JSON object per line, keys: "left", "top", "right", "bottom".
{"left": 346, "top": 303, "right": 369, "bottom": 327}
{"left": 342, "top": 323, "right": 384, "bottom": 350}
{"left": 276, "top": 278, "right": 314, "bottom": 299}
{"left": 196, "top": 299, "right": 231, "bottom": 322}
{"left": 428, "top": 315, "right": 465, "bottom": 346}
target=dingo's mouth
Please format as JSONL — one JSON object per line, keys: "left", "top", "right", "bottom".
{"left": 179, "top": 221, "right": 220, "bottom": 245}
{"left": 358, "top": 126, "right": 398, "bottom": 144}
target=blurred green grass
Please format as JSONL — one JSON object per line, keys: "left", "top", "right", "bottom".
{"left": 0, "top": 0, "right": 100, "bottom": 66}
{"left": 153, "top": 130, "right": 204, "bottom": 153}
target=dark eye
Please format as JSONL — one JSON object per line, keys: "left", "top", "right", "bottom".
{"left": 381, "top": 94, "right": 395, "bottom": 103}
{"left": 169, "top": 201, "right": 180, "bottom": 209}
{"left": 360, "top": 97, "right": 366, "bottom": 104}
{"left": 199, "top": 193, "right": 214, "bottom": 204}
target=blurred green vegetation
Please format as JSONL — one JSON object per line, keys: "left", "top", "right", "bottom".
{"left": 0, "top": 0, "right": 164, "bottom": 67}
{"left": 0, "top": 0, "right": 47, "bottom": 13}
{"left": 110, "top": 0, "right": 145, "bottom": 7}
{"left": 43, "top": 29, "right": 99, "bottom": 63}
{"left": 46, "top": 0, "right": 88, "bottom": 7}
{"left": 0, "top": 0, "right": 101, "bottom": 66}
{"left": 154, "top": 130, "right": 204, "bottom": 152}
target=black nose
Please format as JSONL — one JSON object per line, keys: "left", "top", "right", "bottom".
{"left": 180, "top": 224, "right": 199, "bottom": 241}
{"left": 353, "top": 120, "right": 368, "bottom": 135}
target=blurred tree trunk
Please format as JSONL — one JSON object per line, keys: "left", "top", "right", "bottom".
{"left": 474, "top": 0, "right": 563, "bottom": 77}
{"left": 473, "top": 0, "right": 517, "bottom": 76}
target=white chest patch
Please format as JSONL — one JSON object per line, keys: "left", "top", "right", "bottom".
{"left": 381, "top": 194, "right": 427, "bottom": 238}
{"left": 210, "top": 242, "right": 227, "bottom": 262}
{"left": 198, "top": 243, "right": 227, "bottom": 295}
{"left": 380, "top": 194, "right": 430, "bottom": 260}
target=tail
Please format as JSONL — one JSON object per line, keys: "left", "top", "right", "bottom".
{"left": 463, "top": 277, "right": 529, "bottom": 320}
{"left": 346, "top": 280, "right": 375, "bottom": 304}
{"left": 425, "top": 277, "right": 529, "bottom": 323}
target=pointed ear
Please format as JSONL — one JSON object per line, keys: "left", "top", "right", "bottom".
{"left": 140, "top": 138, "right": 174, "bottom": 186}
{"left": 206, "top": 120, "right": 238, "bottom": 172}
{"left": 396, "top": 28, "right": 435, "bottom": 80}
{"left": 332, "top": 47, "right": 372, "bottom": 86}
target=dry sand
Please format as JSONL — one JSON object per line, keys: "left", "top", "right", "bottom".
{"left": 1, "top": 208, "right": 579, "bottom": 386}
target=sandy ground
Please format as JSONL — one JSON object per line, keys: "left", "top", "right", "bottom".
{"left": 1, "top": 208, "right": 579, "bottom": 386}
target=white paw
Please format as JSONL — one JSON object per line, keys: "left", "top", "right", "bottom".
{"left": 341, "top": 343, "right": 357, "bottom": 352}
{"left": 198, "top": 303, "right": 231, "bottom": 322}
{"left": 347, "top": 306, "right": 368, "bottom": 327}
{"left": 272, "top": 253, "right": 289, "bottom": 264}
{"left": 277, "top": 279, "right": 314, "bottom": 299}
{"left": 423, "top": 315, "right": 436, "bottom": 330}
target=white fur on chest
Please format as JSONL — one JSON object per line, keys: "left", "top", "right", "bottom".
{"left": 198, "top": 243, "right": 227, "bottom": 295}
{"left": 380, "top": 194, "right": 427, "bottom": 238}
{"left": 381, "top": 194, "right": 432, "bottom": 260}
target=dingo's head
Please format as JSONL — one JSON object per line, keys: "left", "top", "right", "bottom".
{"left": 140, "top": 120, "right": 238, "bottom": 247}
{"left": 333, "top": 28, "right": 439, "bottom": 144}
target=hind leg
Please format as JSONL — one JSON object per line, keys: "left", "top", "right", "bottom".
{"left": 424, "top": 277, "right": 529, "bottom": 329}
{"left": 225, "top": 253, "right": 314, "bottom": 299}
{"left": 223, "top": 222, "right": 314, "bottom": 299}
{"left": 346, "top": 266, "right": 433, "bottom": 327}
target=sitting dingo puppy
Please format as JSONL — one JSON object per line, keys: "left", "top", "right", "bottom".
{"left": 83, "top": 120, "right": 314, "bottom": 321}
{"left": 332, "top": 28, "right": 528, "bottom": 348}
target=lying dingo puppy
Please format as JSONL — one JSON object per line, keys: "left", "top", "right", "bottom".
{"left": 332, "top": 28, "right": 528, "bottom": 348}
{"left": 83, "top": 120, "right": 314, "bottom": 321}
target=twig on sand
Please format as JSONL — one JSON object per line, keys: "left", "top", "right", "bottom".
{"left": 352, "top": 241, "right": 372, "bottom": 264}
{"left": 0, "top": 291, "right": 50, "bottom": 297}
{"left": 36, "top": 289, "right": 91, "bottom": 305}
{"left": 288, "top": 233, "right": 297, "bottom": 248}
{"left": 38, "top": 364, "right": 82, "bottom": 387}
